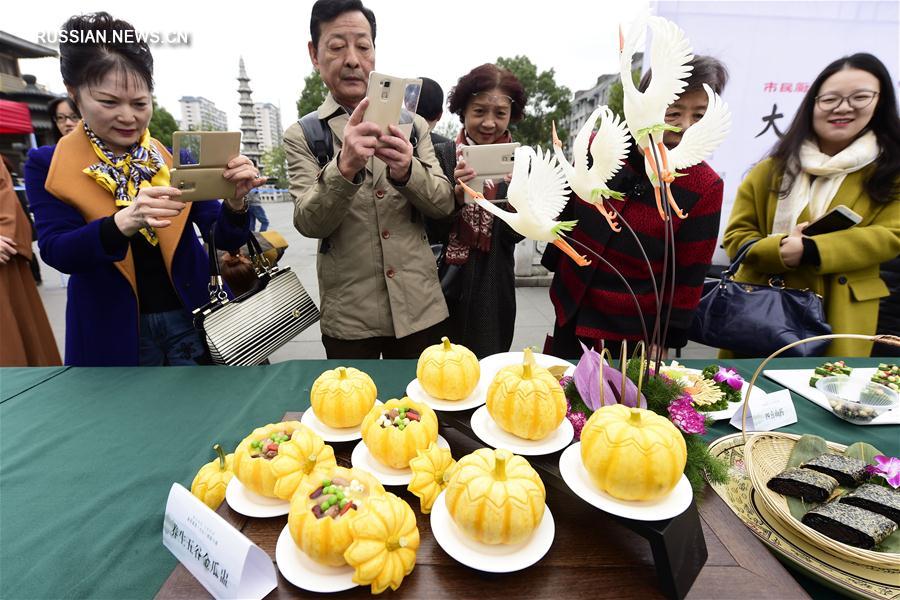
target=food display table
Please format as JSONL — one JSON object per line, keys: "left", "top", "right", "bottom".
{"left": 1, "top": 358, "right": 896, "bottom": 599}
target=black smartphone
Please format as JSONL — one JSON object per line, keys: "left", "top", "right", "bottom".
{"left": 801, "top": 205, "right": 862, "bottom": 236}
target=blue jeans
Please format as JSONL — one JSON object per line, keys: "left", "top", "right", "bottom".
{"left": 139, "top": 310, "right": 210, "bottom": 366}
{"left": 247, "top": 204, "right": 269, "bottom": 232}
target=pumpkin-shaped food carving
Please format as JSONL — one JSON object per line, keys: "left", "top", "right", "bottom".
{"left": 360, "top": 399, "right": 438, "bottom": 469}
{"left": 416, "top": 337, "right": 480, "bottom": 400}
{"left": 288, "top": 466, "right": 385, "bottom": 566}
{"left": 407, "top": 442, "right": 457, "bottom": 514}
{"left": 190, "top": 444, "right": 234, "bottom": 510}
{"left": 344, "top": 492, "right": 420, "bottom": 594}
{"left": 580, "top": 405, "right": 686, "bottom": 501}
{"left": 444, "top": 448, "right": 545, "bottom": 544}
{"left": 486, "top": 348, "right": 566, "bottom": 440}
{"left": 233, "top": 422, "right": 336, "bottom": 499}
{"left": 310, "top": 366, "right": 377, "bottom": 428}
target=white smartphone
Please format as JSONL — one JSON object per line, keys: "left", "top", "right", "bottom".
{"left": 461, "top": 142, "right": 520, "bottom": 200}
{"left": 801, "top": 204, "right": 862, "bottom": 236}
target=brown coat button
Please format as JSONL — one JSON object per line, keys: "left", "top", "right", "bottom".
{"left": 838, "top": 276, "right": 848, "bottom": 285}
{"left": 382, "top": 230, "right": 390, "bottom": 239}
{"left": 375, "top": 189, "right": 385, "bottom": 199}
{"left": 386, "top": 269, "right": 395, "bottom": 278}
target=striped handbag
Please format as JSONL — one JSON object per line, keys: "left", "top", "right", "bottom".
{"left": 193, "top": 231, "right": 319, "bottom": 365}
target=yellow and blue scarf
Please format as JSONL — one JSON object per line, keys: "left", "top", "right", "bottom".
{"left": 82, "top": 122, "right": 170, "bottom": 245}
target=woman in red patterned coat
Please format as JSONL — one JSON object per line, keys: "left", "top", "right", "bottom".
{"left": 543, "top": 56, "right": 729, "bottom": 359}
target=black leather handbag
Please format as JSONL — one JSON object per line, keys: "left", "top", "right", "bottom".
{"left": 689, "top": 240, "right": 832, "bottom": 357}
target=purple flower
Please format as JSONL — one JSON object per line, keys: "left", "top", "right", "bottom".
{"left": 573, "top": 341, "right": 646, "bottom": 411}
{"left": 559, "top": 375, "right": 574, "bottom": 389}
{"left": 713, "top": 367, "right": 744, "bottom": 391}
{"left": 869, "top": 455, "right": 900, "bottom": 489}
{"left": 667, "top": 395, "right": 706, "bottom": 435}
{"left": 567, "top": 410, "right": 587, "bottom": 441}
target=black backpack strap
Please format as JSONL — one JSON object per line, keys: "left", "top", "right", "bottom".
{"left": 299, "top": 110, "right": 333, "bottom": 168}
{"left": 409, "top": 125, "right": 419, "bottom": 153}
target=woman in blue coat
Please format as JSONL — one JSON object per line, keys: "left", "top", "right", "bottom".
{"left": 25, "top": 12, "right": 265, "bottom": 366}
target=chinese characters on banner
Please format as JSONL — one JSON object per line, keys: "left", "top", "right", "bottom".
{"left": 756, "top": 82, "right": 811, "bottom": 139}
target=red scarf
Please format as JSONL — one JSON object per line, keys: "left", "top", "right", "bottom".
{"left": 445, "top": 129, "right": 513, "bottom": 265}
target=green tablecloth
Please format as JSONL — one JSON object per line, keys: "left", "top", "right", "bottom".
{"left": 0, "top": 358, "right": 896, "bottom": 599}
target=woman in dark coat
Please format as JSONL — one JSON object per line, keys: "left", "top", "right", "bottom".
{"left": 432, "top": 64, "right": 527, "bottom": 358}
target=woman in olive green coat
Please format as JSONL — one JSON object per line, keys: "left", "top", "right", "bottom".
{"left": 724, "top": 53, "right": 900, "bottom": 357}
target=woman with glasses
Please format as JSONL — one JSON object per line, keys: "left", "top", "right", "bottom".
{"left": 724, "top": 53, "right": 900, "bottom": 356}
{"left": 48, "top": 97, "right": 80, "bottom": 140}
{"left": 431, "top": 64, "right": 527, "bottom": 357}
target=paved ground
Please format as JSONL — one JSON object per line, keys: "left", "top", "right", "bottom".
{"left": 34, "top": 201, "right": 717, "bottom": 361}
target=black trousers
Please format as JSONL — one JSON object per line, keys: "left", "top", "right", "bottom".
{"left": 322, "top": 320, "right": 448, "bottom": 359}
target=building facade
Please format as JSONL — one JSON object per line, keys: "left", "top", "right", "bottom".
{"left": 559, "top": 53, "right": 643, "bottom": 156}
{"left": 178, "top": 96, "right": 227, "bottom": 131}
{"left": 253, "top": 102, "right": 282, "bottom": 153}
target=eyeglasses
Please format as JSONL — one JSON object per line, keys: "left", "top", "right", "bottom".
{"left": 815, "top": 90, "right": 879, "bottom": 111}
{"left": 55, "top": 114, "right": 80, "bottom": 124}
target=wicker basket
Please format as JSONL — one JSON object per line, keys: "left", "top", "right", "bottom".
{"left": 744, "top": 432, "right": 899, "bottom": 569}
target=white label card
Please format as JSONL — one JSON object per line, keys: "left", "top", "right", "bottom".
{"left": 729, "top": 389, "right": 797, "bottom": 432}
{"left": 162, "top": 483, "right": 276, "bottom": 600}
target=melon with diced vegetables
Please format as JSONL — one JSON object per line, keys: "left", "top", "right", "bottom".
{"left": 233, "top": 422, "right": 336, "bottom": 499}
{"left": 360, "top": 399, "right": 438, "bottom": 469}
{"left": 288, "top": 466, "right": 384, "bottom": 566}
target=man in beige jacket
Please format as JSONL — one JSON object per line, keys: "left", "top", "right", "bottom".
{"left": 286, "top": 0, "right": 454, "bottom": 358}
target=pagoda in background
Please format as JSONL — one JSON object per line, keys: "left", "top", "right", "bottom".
{"left": 237, "top": 57, "right": 261, "bottom": 168}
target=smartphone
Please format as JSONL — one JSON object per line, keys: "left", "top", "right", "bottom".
{"left": 170, "top": 131, "right": 241, "bottom": 202}
{"left": 461, "top": 142, "right": 520, "bottom": 199}
{"left": 364, "top": 72, "right": 422, "bottom": 141}
{"left": 801, "top": 205, "right": 862, "bottom": 236}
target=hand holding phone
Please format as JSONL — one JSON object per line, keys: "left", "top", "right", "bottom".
{"left": 801, "top": 205, "right": 862, "bottom": 236}
{"left": 363, "top": 72, "right": 422, "bottom": 141}
{"left": 461, "top": 142, "right": 519, "bottom": 201}
{"left": 339, "top": 99, "right": 382, "bottom": 179}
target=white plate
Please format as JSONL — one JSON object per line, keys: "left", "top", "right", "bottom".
{"left": 763, "top": 367, "right": 899, "bottom": 425}
{"left": 558, "top": 443, "right": 693, "bottom": 521}
{"left": 430, "top": 491, "right": 555, "bottom": 573}
{"left": 300, "top": 408, "right": 363, "bottom": 442}
{"left": 224, "top": 477, "right": 290, "bottom": 518}
{"left": 479, "top": 352, "right": 575, "bottom": 386}
{"left": 350, "top": 435, "right": 450, "bottom": 486}
{"left": 469, "top": 405, "right": 574, "bottom": 456}
{"left": 406, "top": 378, "right": 486, "bottom": 412}
{"left": 275, "top": 525, "right": 358, "bottom": 593}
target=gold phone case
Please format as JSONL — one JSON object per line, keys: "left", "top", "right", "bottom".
{"left": 170, "top": 131, "right": 241, "bottom": 202}
{"left": 364, "top": 72, "right": 422, "bottom": 141}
